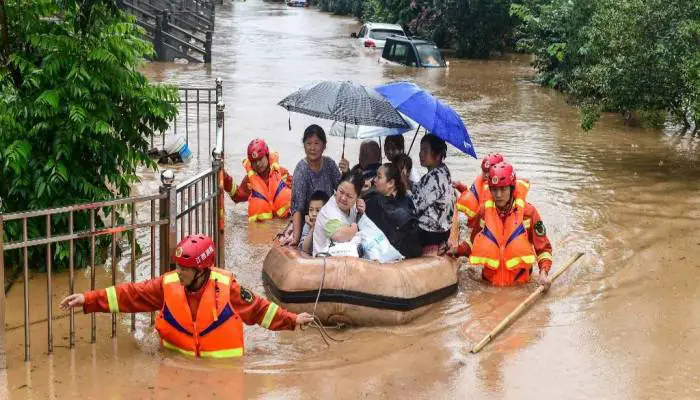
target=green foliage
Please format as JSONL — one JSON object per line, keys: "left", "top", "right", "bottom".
{"left": 0, "top": 0, "right": 178, "bottom": 270}
{"left": 313, "top": 0, "right": 364, "bottom": 17}
{"left": 512, "top": 0, "right": 700, "bottom": 131}
{"left": 315, "top": 0, "right": 516, "bottom": 57}
{"left": 362, "top": 0, "right": 416, "bottom": 26}
{"left": 434, "top": 0, "right": 514, "bottom": 58}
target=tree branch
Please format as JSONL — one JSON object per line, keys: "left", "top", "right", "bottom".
{"left": 0, "top": 0, "right": 10, "bottom": 63}
{"left": 0, "top": 0, "right": 21, "bottom": 87}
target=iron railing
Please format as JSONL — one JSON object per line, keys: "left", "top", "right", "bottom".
{"left": 118, "top": 0, "right": 215, "bottom": 63}
{"left": 155, "top": 79, "right": 224, "bottom": 162}
{"left": 0, "top": 102, "right": 227, "bottom": 366}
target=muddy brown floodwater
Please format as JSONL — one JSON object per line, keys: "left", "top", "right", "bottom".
{"left": 3, "top": 1, "right": 700, "bottom": 399}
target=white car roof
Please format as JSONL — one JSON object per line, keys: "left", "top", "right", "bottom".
{"left": 364, "top": 23, "right": 404, "bottom": 31}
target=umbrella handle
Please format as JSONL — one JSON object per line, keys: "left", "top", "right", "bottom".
{"left": 341, "top": 120, "right": 346, "bottom": 160}
{"left": 407, "top": 125, "right": 421, "bottom": 155}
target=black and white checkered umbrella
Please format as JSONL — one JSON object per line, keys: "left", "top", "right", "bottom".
{"left": 278, "top": 81, "right": 410, "bottom": 129}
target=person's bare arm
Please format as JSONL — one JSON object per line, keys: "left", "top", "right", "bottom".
{"left": 330, "top": 223, "right": 358, "bottom": 242}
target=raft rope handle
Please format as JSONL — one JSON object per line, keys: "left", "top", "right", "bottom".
{"left": 300, "top": 253, "right": 346, "bottom": 346}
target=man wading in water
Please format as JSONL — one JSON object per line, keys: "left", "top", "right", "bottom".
{"left": 60, "top": 234, "right": 313, "bottom": 358}
{"left": 454, "top": 162, "right": 553, "bottom": 288}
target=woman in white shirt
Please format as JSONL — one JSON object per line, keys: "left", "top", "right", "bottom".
{"left": 312, "top": 170, "right": 366, "bottom": 256}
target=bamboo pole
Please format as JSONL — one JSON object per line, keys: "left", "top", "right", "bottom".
{"left": 470, "top": 252, "right": 585, "bottom": 354}
{"left": 448, "top": 190, "right": 460, "bottom": 249}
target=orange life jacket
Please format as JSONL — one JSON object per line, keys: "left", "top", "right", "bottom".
{"left": 468, "top": 184, "right": 536, "bottom": 286}
{"left": 456, "top": 174, "right": 488, "bottom": 219}
{"left": 243, "top": 151, "right": 291, "bottom": 222}
{"left": 457, "top": 175, "right": 531, "bottom": 220}
{"left": 155, "top": 268, "right": 245, "bottom": 358}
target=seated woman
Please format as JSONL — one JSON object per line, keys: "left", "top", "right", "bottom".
{"left": 384, "top": 135, "right": 422, "bottom": 184}
{"left": 364, "top": 163, "right": 422, "bottom": 259}
{"left": 280, "top": 125, "right": 342, "bottom": 247}
{"left": 411, "top": 134, "right": 455, "bottom": 256}
{"left": 312, "top": 170, "right": 366, "bottom": 256}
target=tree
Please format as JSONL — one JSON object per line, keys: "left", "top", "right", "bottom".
{"left": 512, "top": 0, "right": 700, "bottom": 131}
{"left": 0, "top": 0, "right": 178, "bottom": 271}
{"left": 436, "top": 0, "right": 514, "bottom": 57}
{"left": 314, "top": 0, "right": 364, "bottom": 17}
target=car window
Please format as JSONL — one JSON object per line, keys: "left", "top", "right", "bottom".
{"left": 390, "top": 43, "right": 410, "bottom": 63}
{"left": 416, "top": 44, "right": 445, "bottom": 67}
{"left": 369, "top": 29, "right": 405, "bottom": 41}
{"left": 406, "top": 46, "right": 418, "bottom": 66}
{"left": 383, "top": 42, "right": 394, "bottom": 60}
{"left": 359, "top": 26, "right": 367, "bottom": 37}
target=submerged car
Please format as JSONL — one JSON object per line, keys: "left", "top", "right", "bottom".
{"left": 287, "top": 0, "right": 308, "bottom": 7}
{"left": 351, "top": 22, "right": 406, "bottom": 49}
{"left": 379, "top": 36, "right": 447, "bottom": 68}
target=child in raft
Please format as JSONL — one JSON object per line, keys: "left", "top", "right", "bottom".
{"left": 298, "top": 190, "right": 330, "bottom": 255}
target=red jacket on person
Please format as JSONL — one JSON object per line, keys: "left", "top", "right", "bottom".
{"left": 83, "top": 271, "right": 297, "bottom": 331}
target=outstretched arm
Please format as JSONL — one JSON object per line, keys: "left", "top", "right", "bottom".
{"left": 60, "top": 276, "right": 165, "bottom": 314}
{"left": 229, "top": 280, "right": 312, "bottom": 330}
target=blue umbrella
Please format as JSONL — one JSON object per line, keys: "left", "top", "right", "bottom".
{"left": 375, "top": 82, "right": 477, "bottom": 158}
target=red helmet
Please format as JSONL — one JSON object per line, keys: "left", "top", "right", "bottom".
{"left": 481, "top": 153, "right": 505, "bottom": 174}
{"left": 247, "top": 138, "right": 269, "bottom": 162}
{"left": 172, "top": 234, "right": 215, "bottom": 269}
{"left": 488, "top": 162, "right": 516, "bottom": 187}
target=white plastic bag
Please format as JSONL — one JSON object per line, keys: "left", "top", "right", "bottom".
{"left": 321, "top": 235, "right": 361, "bottom": 258}
{"left": 357, "top": 215, "right": 403, "bottom": 263}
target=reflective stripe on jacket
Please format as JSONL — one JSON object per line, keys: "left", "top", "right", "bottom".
{"left": 154, "top": 268, "right": 245, "bottom": 358}
{"left": 456, "top": 174, "right": 487, "bottom": 220}
{"left": 243, "top": 151, "right": 292, "bottom": 222}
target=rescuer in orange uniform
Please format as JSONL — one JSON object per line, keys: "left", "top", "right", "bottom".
{"left": 454, "top": 153, "right": 531, "bottom": 225}
{"left": 223, "top": 138, "right": 293, "bottom": 222}
{"left": 59, "top": 234, "right": 314, "bottom": 358}
{"left": 454, "top": 162, "right": 553, "bottom": 288}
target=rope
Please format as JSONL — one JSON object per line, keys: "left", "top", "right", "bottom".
{"left": 300, "top": 253, "right": 346, "bottom": 346}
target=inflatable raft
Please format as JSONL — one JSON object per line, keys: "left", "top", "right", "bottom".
{"left": 262, "top": 246, "right": 459, "bottom": 326}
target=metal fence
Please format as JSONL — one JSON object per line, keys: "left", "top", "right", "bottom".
{"left": 153, "top": 79, "right": 224, "bottom": 162}
{"left": 0, "top": 102, "right": 227, "bottom": 366}
{"left": 119, "top": 0, "right": 216, "bottom": 63}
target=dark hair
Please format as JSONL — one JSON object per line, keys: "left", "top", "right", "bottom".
{"left": 302, "top": 124, "right": 327, "bottom": 145}
{"left": 421, "top": 134, "right": 447, "bottom": 160}
{"left": 393, "top": 153, "right": 413, "bottom": 174}
{"left": 384, "top": 135, "right": 405, "bottom": 153}
{"left": 359, "top": 140, "right": 381, "bottom": 168}
{"left": 337, "top": 169, "right": 364, "bottom": 197}
{"left": 381, "top": 163, "right": 407, "bottom": 198}
{"left": 309, "top": 190, "right": 330, "bottom": 204}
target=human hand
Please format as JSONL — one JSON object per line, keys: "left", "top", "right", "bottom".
{"left": 305, "top": 215, "right": 316, "bottom": 230}
{"left": 59, "top": 293, "right": 85, "bottom": 310}
{"left": 537, "top": 270, "right": 552, "bottom": 291}
{"left": 339, "top": 158, "right": 350, "bottom": 174}
{"left": 280, "top": 236, "right": 299, "bottom": 247}
{"left": 452, "top": 181, "right": 468, "bottom": 193}
{"left": 295, "top": 312, "right": 314, "bottom": 328}
{"left": 356, "top": 198, "right": 365, "bottom": 215}
{"left": 350, "top": 223, "right": 358, "bottom": 235}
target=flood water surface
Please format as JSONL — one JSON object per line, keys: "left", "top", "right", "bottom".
{"left": 3, "top": 1, "right": 700, "bottom": 399}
